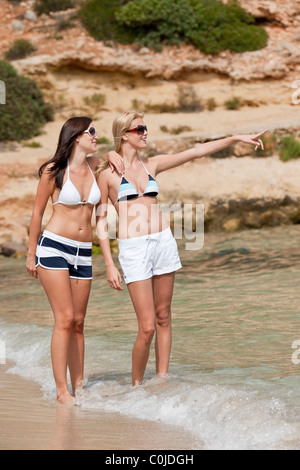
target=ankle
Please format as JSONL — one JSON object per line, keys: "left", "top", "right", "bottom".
{"left": 57, "top": 390, "right": 74, "bottom": 405}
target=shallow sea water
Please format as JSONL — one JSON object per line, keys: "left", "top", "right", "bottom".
{"left": 1, "top": 224, "right": 300, "bottom": 449}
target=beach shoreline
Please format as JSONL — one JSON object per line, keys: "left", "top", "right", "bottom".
{"left": 0, "top": 363, "right": 199, "bottom": 451}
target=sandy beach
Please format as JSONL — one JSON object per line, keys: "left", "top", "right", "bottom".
{"left": 0, "top": 364, "right": 197, "bottom": 450}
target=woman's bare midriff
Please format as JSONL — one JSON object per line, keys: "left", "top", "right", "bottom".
{"left": 117, "top": 197, "right": 169, "bottom": 239}
{"left": 45, "top": 204, "right": 95, "bottom": 241}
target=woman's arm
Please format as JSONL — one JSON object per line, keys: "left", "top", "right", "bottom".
{"left": 105, "top": 152, "right": 125, "bottom": 176}
{"left": 26, "top": 166, "right": 55, "bottom": 278}
{"left": 96, "top": 171, "right": 123, "bottom": 290}
{"left": 152, "top": 130, "right": 268, "bottom": 174}
{"left": 88, "top": 154, "right": 125, "bottom": 176}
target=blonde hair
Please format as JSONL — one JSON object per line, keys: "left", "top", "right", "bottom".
{"left": 96, "top": 110, "right": 144, "bottom": 174}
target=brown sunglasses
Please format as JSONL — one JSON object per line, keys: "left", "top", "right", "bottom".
{"left": 125, "top": 125, "right": 148, "bottom": 135}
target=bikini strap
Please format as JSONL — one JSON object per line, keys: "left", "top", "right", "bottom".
{"left": 86, "top": 160, "right": 96, "bottom": 180}
{"left": 138, "top": 157, "right": 149, "bottom": 175}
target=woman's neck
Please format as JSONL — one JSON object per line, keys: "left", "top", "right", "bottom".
{"left": 69, "top": 148, "right": 88, "bottom": 168}
{"left": 121, "top": 146, "right": 139, "bottom": 167}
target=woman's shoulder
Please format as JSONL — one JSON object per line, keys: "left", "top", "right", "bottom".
{"left": 138, "top": 156, "right": 151, "bottom": 167}
{"left": 87, "top": 156, "right": 100, "bottom": 171}
{"left": 139, "top": 156, "right": 157, "bottom": 174}
{"left": 97, "top": 164, "right": 114, "bottom": 182}
{"left": 40, "top": 161, "right": 56, "bottom": 179}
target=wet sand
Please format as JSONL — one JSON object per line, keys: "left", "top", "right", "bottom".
{"left": 0, "top": 365, "right": 198, "bottom": 450}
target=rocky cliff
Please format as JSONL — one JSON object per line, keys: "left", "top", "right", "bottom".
{"left": 1, "top": 0, "right": 300, "bottom": 255}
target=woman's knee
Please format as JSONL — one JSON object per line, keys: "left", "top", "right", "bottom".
{"left": 139, "top": 324, "right": 156, "bottom": 344}
{"left": 156, "top": 305, "right": 171, "bottom": 328}
{"left": 54, "top": 310, "right": 75, "bottom": 332}
{"left": 73, "top": 316, "right": 85, "bottom": 334}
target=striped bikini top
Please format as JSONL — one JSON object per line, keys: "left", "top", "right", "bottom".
{"left": 114, "top": 158, "right": 159, "bottom": 206}
{"left": 52, "top": 159, "right": 101, "bottom": 206}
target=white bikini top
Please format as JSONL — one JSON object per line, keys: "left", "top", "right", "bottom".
{"left": 52, "top": 159, "right": 101, "bottom": 206}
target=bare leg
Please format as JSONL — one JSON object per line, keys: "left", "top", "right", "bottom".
{"left": 69, "top": 278, "right": 91, "bottom": 394}
{"left": 152, "top": 272, "right": 175, "bottom": 376}
{"left": 127, "top": 279, "right": 156, "bottom": 386}
{"left": 37, "top": 267, "right": 91, "bottom": 404}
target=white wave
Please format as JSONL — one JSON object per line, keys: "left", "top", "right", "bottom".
{"left": 75, "top": 374, "right": 300, "bottom": 450}
{"left": 1, "top": 319, "right": 300, "bottom": 450}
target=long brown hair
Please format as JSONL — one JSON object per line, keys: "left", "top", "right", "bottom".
{"left": 38, "top": 116, "right": 92, "bottom": 188}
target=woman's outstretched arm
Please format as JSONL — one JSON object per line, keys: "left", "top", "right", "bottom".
{"left": 152, "top": 129, "right": 268, "bottom": 174}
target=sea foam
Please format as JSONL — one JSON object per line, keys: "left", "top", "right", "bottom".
{"left": 1, "top": 319, "right": 299, "bottom": 450}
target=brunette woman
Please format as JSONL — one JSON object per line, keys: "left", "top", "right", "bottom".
{"left": 26, "top": 116, "right": 123, "bottom": 404}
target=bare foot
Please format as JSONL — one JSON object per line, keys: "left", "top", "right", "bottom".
{"left": 132, "top": 379, "right": 143, "bottom": 387}
{"left": 75, "top": 387, "right": 88, "bottom": 398}
{"left": 156, "top": 373, "right": 169, "bottom": 380}
{"left": 57, "top": 391, "right": 74, "bottom": 405}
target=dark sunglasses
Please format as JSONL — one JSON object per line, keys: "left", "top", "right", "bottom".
{"left": 84, "top": 126, "right": 97, "bottom": 138}
{"left": 126, "top": 125, "right": 148, "bottom": 135}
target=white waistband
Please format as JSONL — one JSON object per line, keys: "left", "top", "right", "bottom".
{"left": 42, "top": 230, "right": 92, "bottom": 248}
{"left": 118, "top": 227, "right": 172, "bottom": 246}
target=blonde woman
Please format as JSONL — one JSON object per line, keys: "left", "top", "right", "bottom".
{"left": 26, "top": 116, "right": 123, "bottom": 404}
{"left": 96, "top": 110, "right": 266, "bottom": 386}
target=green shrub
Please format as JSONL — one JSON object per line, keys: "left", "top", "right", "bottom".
{"left": 83, "top": 93, "right": 106, "bottom": 108}
{"left": 224, "top": 96, "right": 242, "bottom": 110}
{"left": 206, "top": 98, "right": 217, "bottom": 111}
{"left": 170, "top": 125, "right": 192, "bottom": 134}
{"left": 79, "top": 0, "right": 135, "bottom": 44}
{"left": 116, "top": 0, "right": 197, "bottom": 50}
{"left": 254, "top": 132, "right": 277, "bottom": 157}
{"left": 0, "top": 60, "right": 54, "bottom": 141}
{"left": 5, "top": 39, "right": 36, "bottom": 60}
{"left": 80, "top": 0, "right": 268, "bottom": 54}
{"left": 34, "top": 0, "right": 75, "bottom": 15}
{"left": 131, "top": 98, "right": 178, "bottom": 113}
{"left": 159, "top": 125, "right": 191, "bottom": 134}
{"left": 178, "top": 86, "right": 203, "bottom": 112}
{"left": 22, "top": 141, "right": 42, "bottom": 148}
{"left": 279, "top": 136, "right": 300, "bottom": 162}
{"left": 55, "top": 17, "right": 76, "bottom": 31}
{"left": 145, "top": 102, "right": 178, "bottom": 113}
{"left": 188, "top": 0, "right": 268, "bottom": 54}
{"left": 97, "top": 137, "right": 110, "bottom": 144}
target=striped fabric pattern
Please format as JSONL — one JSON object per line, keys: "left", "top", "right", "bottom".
{"left": 143, "top": 175, "right": 159, "bottom": 196}
{"left": 117, "top": 177, "right": 139, "bottom": 202}
{"left": 35, "top": 230, "right": 92, "bottom": 279}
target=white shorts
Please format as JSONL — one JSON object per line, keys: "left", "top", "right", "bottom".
{"left": 118, "top": 227, "right": 182, "bottom": 284}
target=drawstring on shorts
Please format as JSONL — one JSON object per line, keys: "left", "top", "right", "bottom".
{"left": 74, "top": 244, "right": 80, "bottom": 270}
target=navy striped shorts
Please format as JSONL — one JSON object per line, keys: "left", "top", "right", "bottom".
{"left": 35, "top": 230, "right": 92, "bottom": 280}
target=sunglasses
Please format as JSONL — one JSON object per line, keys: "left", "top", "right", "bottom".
{"left": 84, "top": 126, "right": 97, "bottom": 138}
{"left": 126, "top": 125, "right": 148, "bottom": 135}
